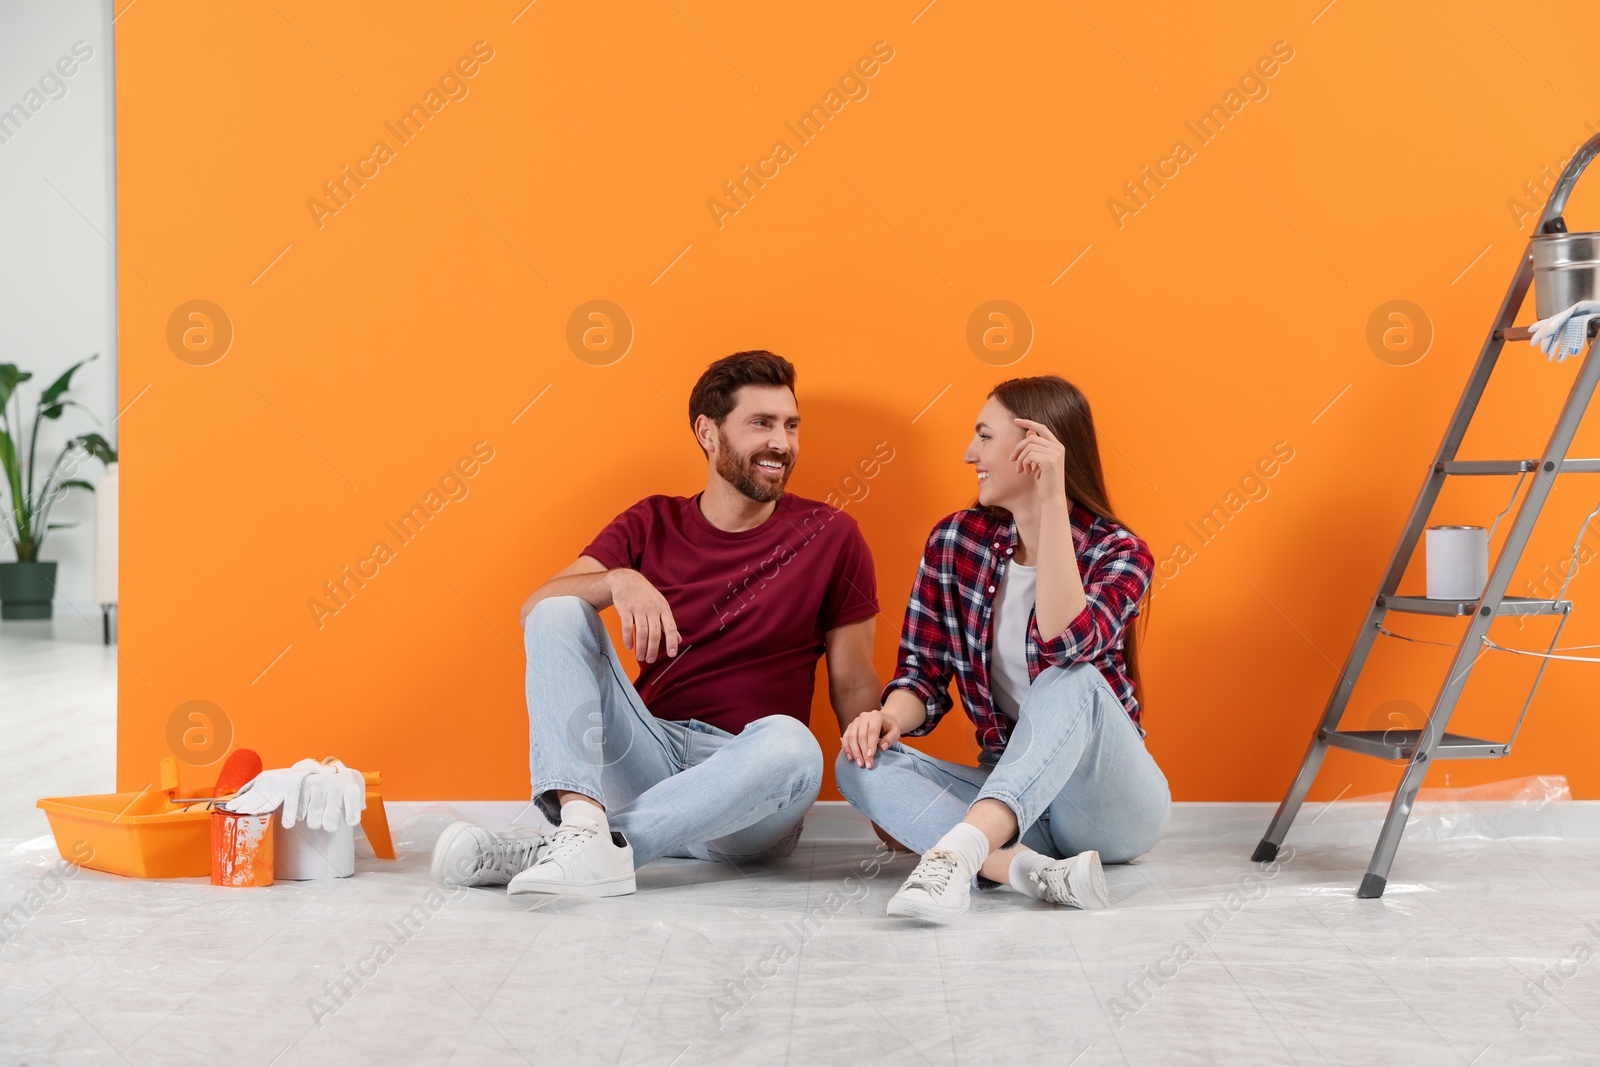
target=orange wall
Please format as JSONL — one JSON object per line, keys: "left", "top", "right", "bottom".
{"left": 117, "top": 1, "right": 1600, "bottom": 804}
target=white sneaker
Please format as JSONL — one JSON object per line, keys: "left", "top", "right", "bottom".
{"left": 886, "top": 847, "right": 972, "bottom": 921}
{"left": 1029, "top": 850, "right": 1110, "bottom": 909}
{"left": 506, "top": 817, "right": 635, "bottom": 898}
{"left": 431, "top": 822, "right": 547, "bottom": 887}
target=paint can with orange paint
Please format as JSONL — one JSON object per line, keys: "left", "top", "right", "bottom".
{"left": 210, "top": 808, "right": 274, "bottom": 886}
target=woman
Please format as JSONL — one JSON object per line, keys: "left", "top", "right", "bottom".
{"left": 835, "top": 374, "right": 1169, "bottom": 920}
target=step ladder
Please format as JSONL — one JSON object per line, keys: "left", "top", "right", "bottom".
{"left": 1251, "top": 131, "right": 1600, "bottom": 898}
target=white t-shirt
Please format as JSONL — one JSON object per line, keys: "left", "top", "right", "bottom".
{"left": 989, "top": 560, "right": 1038, "bottom": 720}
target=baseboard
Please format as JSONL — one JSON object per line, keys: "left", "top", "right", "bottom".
{"left": 0, "top": 602, "right": 110, "bottom": 641}
{"left": 1185, "top": 797, "right": 1600, "bottom": 843}
{"left": 377, "top": 797, "right": 1600, "bottom": 852}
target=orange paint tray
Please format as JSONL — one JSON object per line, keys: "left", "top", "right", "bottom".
{"left": 36, "top": 756, "right": 396, "bottom": 878}
{"left": 35, "top": 758, "right": 212, "bottom": 878}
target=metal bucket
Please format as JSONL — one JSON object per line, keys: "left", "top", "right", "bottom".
{"left": 1531, "top": 230, "right": 1600, "bottom": 318}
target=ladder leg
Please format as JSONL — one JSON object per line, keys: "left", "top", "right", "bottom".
{"left": 1252, "top": 731, "right": 1331, "bottom": 861}
{"left": 1357, "top": 749, "right": 1432, "bottom": 897}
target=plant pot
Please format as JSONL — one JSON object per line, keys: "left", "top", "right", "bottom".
{"left": 0, "top": 560, "right": 58, "bottom": 620}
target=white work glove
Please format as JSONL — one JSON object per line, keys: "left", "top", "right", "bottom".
{"left": 298, "top": 758, "right": 368, "bottom": 831}
{"left": 221, "top": 758, "right": 323, "bottom": 827}
{"left": 1529, "top": 300, "right": 1600, "bottom": 361}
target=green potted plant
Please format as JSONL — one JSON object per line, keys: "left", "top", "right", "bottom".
{"left": 0, "top": 356, "right": 117, "bottom": 620}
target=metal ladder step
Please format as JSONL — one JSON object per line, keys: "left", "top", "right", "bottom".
{"left": 1496, "top": 320, "right": 1599, "bottom": 342}
{"left": 1319, "top": 727, "right": 1507, "bottom": 761}
{"left": 1438, "top": 459, "right": 1600, "bottom": 474}
{"left": 1379, "top": 594, "right": 1573, "bottom": 617}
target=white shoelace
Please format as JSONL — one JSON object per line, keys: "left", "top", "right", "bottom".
{"left": 904, "top": 848, "right": 961, "bottom": 895}
{"left": 1032, "top": 856, "right": 1099, "bottom": 907}
{"left": 481, "top": 834, "right": 543, "bottom": 877}
{"left": 1032, "top": 864, "right": 1077, "bottom": 905}
{"left": 539, "top": 822, "right": 599, "bottom": 864}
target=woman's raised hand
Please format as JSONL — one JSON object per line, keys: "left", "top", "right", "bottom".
{"left": 841, "top": 708, "right": 901, "bottom": 769}
{"left": 1011, "top": 417, "right": 1068, "bottom": 503}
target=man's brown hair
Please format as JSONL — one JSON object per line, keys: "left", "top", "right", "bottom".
{"left": 687, "top": 350, "right": 797, "bottom": 454}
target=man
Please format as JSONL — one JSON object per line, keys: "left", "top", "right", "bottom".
{"left": 430, "top": 350, "right": 882, "bottom": 897}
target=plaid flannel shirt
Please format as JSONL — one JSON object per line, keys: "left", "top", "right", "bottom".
{"left": 881, "top": 501, "right": 1153, "bottom": 757}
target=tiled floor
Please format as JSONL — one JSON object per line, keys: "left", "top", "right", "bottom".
{"left": 4, "top": 620, "right": 1600, "bottom": 1066}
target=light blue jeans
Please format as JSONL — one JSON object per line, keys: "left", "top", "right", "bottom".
{"left": 525, "top": 596, "right": 824, "bottom": 867}
{"left": 835, "top": 660, "right": 1171, "bottom": 869}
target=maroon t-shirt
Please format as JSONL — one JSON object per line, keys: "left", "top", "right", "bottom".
{"left": 579, "top": 491, "right": 879, "bottom": 734}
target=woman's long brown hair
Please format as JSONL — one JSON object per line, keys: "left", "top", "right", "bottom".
{"left": 976, "top": 374, "right": 1152, "bottom": 713}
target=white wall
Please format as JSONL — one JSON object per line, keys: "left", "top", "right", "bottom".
{"left": 0, "top": 0, "right": 116, "bottom": 616}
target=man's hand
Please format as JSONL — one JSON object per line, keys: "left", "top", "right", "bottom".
{"left": 841, "top": 708, "right": 901, "bottom": 770}
{"left": 608, "top": 569, "right": 680, "bottom": 663}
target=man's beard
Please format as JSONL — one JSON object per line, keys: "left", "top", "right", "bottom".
{"left": 715, "top": 429, "right": 792, "bottom": 503}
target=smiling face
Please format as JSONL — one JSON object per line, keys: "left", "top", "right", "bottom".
{"left": 964, "top": 394, "right": 1033, "bottom": 510}
{"left": 704, "top": 383, "right": 799, "bottom": 503}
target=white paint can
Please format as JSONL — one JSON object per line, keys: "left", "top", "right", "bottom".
{"left": 1425, "top": 525, "right": 1489, "bottom": 600}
